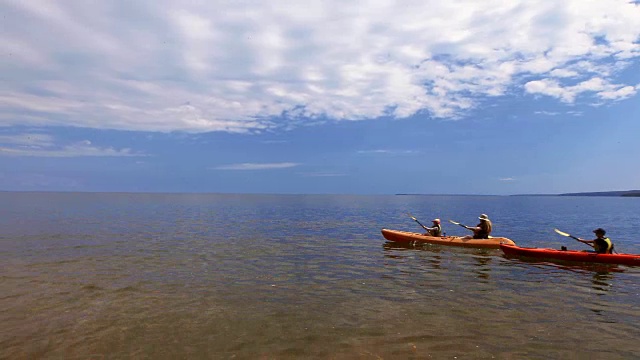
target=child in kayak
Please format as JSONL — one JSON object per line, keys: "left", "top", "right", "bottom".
{"left": 576, "top": 228, "right": 614, "bottom": 254}
{"left": 463, "top": 214, "right": 492, "bottom": 239}
{"left": 423, "top": 219, "right": 443, "bottom": 237}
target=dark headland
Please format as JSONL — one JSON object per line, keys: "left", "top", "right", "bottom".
{"left": 512, "top": 190, "right": 640, "bottom": 197}
{"left": 559, "top": 190, "right": 640, "bottom": 197}
{"left": 396, "top": 190, "right": 640, "bottom": 197}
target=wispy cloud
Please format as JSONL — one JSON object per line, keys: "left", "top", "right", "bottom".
{"left": 357, "top": 149, "right": 419, "bottom": 155}
{"left": 0, "top": 134, "right": 144, "bottom": 157}
{"left": 213, "top": 162, "right": 299, "bottom": 170}
{"left": 300, "top": 172, "right": 346, "bottom": 177}
{"left": 499, "top": 177, "right": 516, "bottom": 181}
{"left": 2, "top": 1, "right": 639, "bottom": 133}
{"left": 534, "top": 110, "right": 589, "bottom": 117}
{"left": 0, "top": 133, "right": 55, "bottom": 147}
{"left": 534, "top": 111, "right": 560, "bottom": 116}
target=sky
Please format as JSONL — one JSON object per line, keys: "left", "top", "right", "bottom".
{"left": 1, "top": 0, "right": 639, "bottom": 195}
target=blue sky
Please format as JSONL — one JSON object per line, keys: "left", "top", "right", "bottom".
{"left": 1, "top": 0, "right": 639, "bottom": 194}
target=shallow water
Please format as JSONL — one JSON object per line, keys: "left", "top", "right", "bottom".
{"left": 1, "top": 192, "right": 639, "bottom": 358}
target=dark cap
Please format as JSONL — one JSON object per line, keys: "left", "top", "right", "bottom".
{"left": 592, "top": 228, "right": 606, "bottom": 235}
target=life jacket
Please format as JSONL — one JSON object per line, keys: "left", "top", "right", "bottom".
{"left": 473, "top": 220, "right": 492, "bottom": 239}
{"left": 429, "top": 224, "right": 442, "bottom": 237}
{"left": 594, "top": 237, "right": 613, "bottom": 254}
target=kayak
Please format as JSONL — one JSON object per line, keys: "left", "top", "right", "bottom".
{"left": 500, "top": 244, "right": 640, "bottom": 266}
{"left": 381, "top": 229, "right": 516, "bottom": 249}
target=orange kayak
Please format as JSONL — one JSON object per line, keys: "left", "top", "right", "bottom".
{"left": 381, "top": 229, "right": 516, "bottom": 249}
{"left": 500, "top": 244, "right": 640, "bottom": 266}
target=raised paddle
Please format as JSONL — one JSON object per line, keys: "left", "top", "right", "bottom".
{"left": 448, "top": 220, "right": 468, "bottom": 229}
{"left": 407, "top": 213, "right": 429, "bottom": 232}
{"left": 554, "top": 228, "right": 594, "bottom": 248}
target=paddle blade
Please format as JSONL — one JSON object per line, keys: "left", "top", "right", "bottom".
{"left": 407, "top": 213, "right": 429, "bottom": 231}
{"left": 448, "top": 220, "right": 460, "bottom": 225}
{"left": 554, "top": 228, "right": 582, "bottom": 241}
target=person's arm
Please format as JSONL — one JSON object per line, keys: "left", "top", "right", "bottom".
{"left": 576, "top": 238, "right": 596, "bottom": 247}
{"left": 464, "top": 225, "right": 480, "bottom": 233}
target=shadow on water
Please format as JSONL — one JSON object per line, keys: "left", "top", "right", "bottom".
{"left": 472, "top": 254, "right": 493, "bottom": 280}
{"left": 591, "top": 271, "right": 615, "bottom": 294}
{"left": 382, "top": 241, "right": 499, "bottom": 280}
{"left": 383, "top": 241, "right": 630, "bottom": 286}
{"left": 501, "top": 253, "right": 626, "bottom": 275}
{"left": 382, "top": 241, "right": 495, "bottom": 255}
{"left": 588, "top": 272, "right": 618, "bottom": 317}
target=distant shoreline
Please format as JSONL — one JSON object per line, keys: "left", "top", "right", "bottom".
{"left": 396, "top": 190, "right": 640, "bottom": 197}
{"left": 558, "top": 190, "right": 640, "bottom": 197}
{"left": 2, "top": 190, "right": 639, "bottom": 197}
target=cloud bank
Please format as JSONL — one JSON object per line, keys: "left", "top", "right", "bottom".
{"left": 2, "top": 0, "right": 639, "bottom": 133}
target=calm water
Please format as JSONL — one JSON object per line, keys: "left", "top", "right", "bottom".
{"left": 1, "top": 192, "right": 639, "bottom": 359}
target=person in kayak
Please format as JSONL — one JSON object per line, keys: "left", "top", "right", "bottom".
{"left": 577, "top": 228, "right": 614, "bottom": 254}
{"left": 423, "top": 219, "right": 443, "bottom": 237}
{"left": 463, "top": 214, "right": 492, "bottom": 239}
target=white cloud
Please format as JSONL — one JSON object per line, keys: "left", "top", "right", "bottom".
{"left": 0, "top": 133, "right": 144, "bottom": 157}
{"left": 598, "top": 85, "right": 638, "bottom": 100}
{"left": 549, "top": 69, "right": 579, "bottom": 78}
{"left": 524, "top": 79, "right": 576, "bottom": 102}
{"left": 1, "top": 0, "right": 639, "bottom": 133}
{"left": 499, "top": 177, "right": 516, "bottom": 181}
{"left": 525, "top": 76, "right": 638, "bottom": 102}
{"left": 213, "top": 162, "right": 299, "bottom": 170}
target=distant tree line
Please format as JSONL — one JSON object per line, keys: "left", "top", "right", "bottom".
{"left": 560, "top": 190, "right": 640, "bottom": 197}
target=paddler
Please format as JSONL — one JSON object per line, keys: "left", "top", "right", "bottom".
{"left": 576, "top": 228, "right": 614, "bottom": 254}
{"left": 463, "top": 214, "right": 492, "bottom": 239}
{"left": 423, "top": 218, "right": 443, "bottom": 237}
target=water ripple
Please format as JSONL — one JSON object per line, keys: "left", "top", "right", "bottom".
{"left": 1, "top": 193, "right": 639, "bottom": 358}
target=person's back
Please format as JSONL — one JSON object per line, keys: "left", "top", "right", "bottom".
{"left": 425, "top": 219, "right": 442, "bottom": 237}
{"left": 473, "top": 215, "right": 492, "bottom": 239}
{"left": 429, "top": 224, "right": 442, "bottom": 237}
{"left": 578, "top": 228, "right": 614, "bottom": 254}
{"left": 593, "top": 236, "right": 613, "bottom": 254}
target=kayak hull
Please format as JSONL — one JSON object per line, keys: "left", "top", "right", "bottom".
{"left": 500, "top": 244, "right": 640, "bottom": 266}
{"left": 381, "top": 229, "right": 515, "bottom": 249}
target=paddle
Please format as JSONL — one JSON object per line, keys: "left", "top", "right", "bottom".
{"left": 407, "top": 213, "right": 429, "bottom": 232}
{"left": 448, "top": 220, "right": 468, "bottom": 229}
{"left": 554, "top": 228, "right": 594, "bottom": 248}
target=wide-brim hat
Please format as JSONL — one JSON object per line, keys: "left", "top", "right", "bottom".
{"left": 432, "top": 218, "right": 441, "bottom": 224}
{"left": 478, "top": 214, "right": 489, "bottom": 221}
{"left": 592, "top": 228, "right": 606, "bottom": 235}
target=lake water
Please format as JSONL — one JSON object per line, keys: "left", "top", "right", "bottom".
{"left": 1, "top": 192, "right": 639, "bottom": 359}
